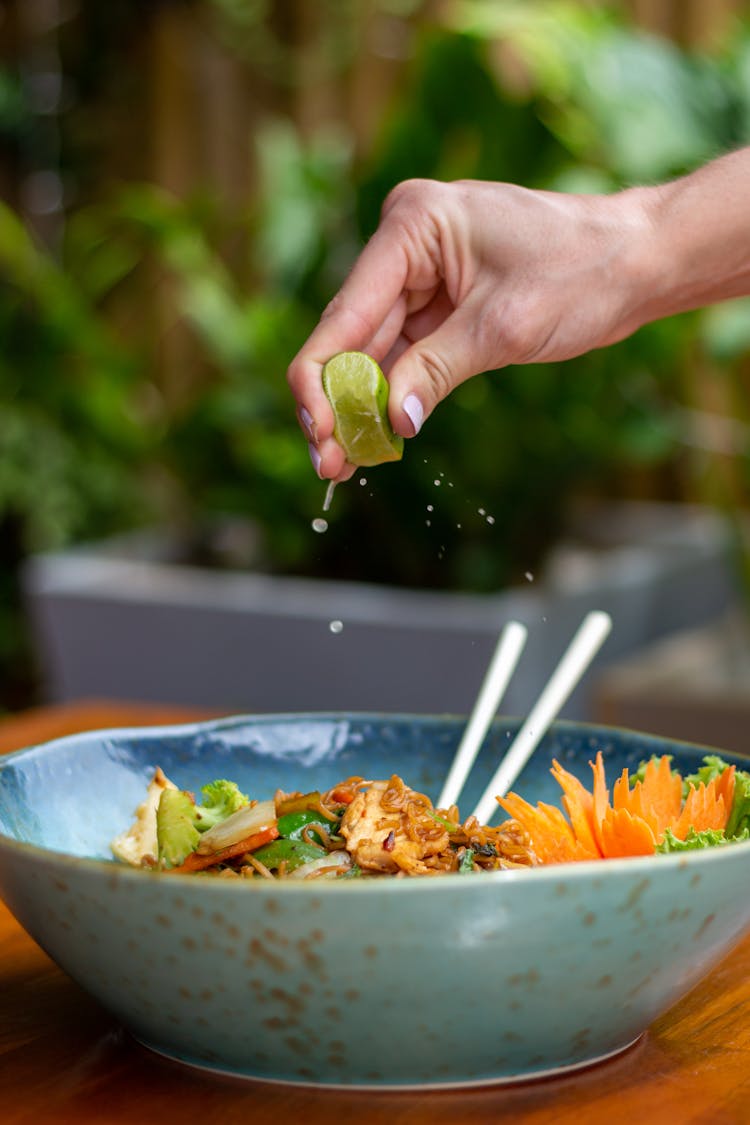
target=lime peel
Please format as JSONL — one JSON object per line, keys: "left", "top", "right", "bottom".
{"left": 322, "top": 351, "right": 404, "bottom": 467}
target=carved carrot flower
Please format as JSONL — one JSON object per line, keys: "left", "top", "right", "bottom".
{"left": 497, "top": 753, "right": 737, "bottom": 864}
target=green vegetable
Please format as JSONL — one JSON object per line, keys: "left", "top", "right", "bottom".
{"left": 458, "top": 848, "right": 475, "bottom": 874}
{"left": 339, "top": 864, "right": 362, "bottom": 879}
{"left": 656, "top": 826, "right": 729, "bottom": 852}
{"left": 681, "top": 755, "right": 750, "bottom": 840}
{"left": 277, "top": 809, "right": 337, "bottom": 845}
{"left": 725, "top": 770, "right": 750, "bottom": 839}
{"left": 683, "top": 754, "right": 730, "bottom": 795}
{"left": 427, "top": 809, "right": 459, "bottom": 832}
{"left": 156, "top": 789, "right": 201, "bottom": 867}
{"left": 252, "top": 838, "right": 326, "bottom": 872}
{"left": 156, "top": 778, "right": 250, "bottom": 867}
{"left": 194, "top": 778, "right": 249, "bottom": 832}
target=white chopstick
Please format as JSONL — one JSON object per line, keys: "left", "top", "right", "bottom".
{"left": 470, "top": 610, "right": 612, "bottom": 825}
{"left": 436, "top": 621, "right": 528, "bottom": 811}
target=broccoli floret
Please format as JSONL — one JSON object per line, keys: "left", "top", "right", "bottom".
{"left": 156, "top": 788, "right": 201, "bottom": 867}
{"left": 194, "top": 778, "right": 248, "bottom": 832}
{"left": 155, "top": 779, "right": 250, "bottom": 867}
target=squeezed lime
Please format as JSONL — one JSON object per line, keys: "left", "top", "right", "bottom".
{"left": 322, "top": 351, "right": 404, "bottom": 467}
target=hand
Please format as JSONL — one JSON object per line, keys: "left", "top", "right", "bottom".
{"left": 286, "top": 176, "right": 652, "bottom": 480}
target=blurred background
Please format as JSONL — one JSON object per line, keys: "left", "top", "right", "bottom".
{"left": 1, "top": 0, "right": 749, "bottom": 721}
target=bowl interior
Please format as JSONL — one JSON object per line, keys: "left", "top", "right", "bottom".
{"left": 1, "top": 713, "right": 745, "bottom": 861}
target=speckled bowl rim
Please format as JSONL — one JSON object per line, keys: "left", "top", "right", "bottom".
{"left": 2, "top": 711, "right": 749, "bottom": 893}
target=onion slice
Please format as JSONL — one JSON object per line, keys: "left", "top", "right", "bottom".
{"left": 287, "top": 850, "right": 352, "bottom": 880}
{"left": 196, "top": 799, "right": 276, "bottom": 854}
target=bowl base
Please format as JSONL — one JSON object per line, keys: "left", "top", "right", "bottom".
{"left": 135, "top": 1031, "right": 645, "bottom": 1091}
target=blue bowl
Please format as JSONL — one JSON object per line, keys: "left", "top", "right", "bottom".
{"left": 1, "top": 713, "right": 749, "bottom": 1089}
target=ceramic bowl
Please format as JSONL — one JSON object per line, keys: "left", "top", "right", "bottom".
{"left": 1, "top": 713, "right": 749, "bottom": 1089}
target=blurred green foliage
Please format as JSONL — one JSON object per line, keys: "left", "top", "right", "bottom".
{"left": 1, "top": 0, "right": 750, "bottom": 705}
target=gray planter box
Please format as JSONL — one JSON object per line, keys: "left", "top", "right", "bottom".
{"left": 22, "top": 502, "right": 740, "bottom": 720}
{"left": 593, "top": 608, "right": 750, "bottom": 755}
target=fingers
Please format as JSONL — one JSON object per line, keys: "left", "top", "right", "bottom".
{"left": 287, "top": 236, "right": 417, "bottom": 479}
{"left": 386, "top": 293, "right": 499, "bottom": 437}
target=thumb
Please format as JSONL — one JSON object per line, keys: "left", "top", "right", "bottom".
{"left": 386, "top": 300, "right": 500, "bottom": 437}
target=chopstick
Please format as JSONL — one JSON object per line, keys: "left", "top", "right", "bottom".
{"left": 470, "top": 610, "right": 612, "bottom": 826}
{"left": 436, "top": 621, "right": 528, "bottom": 811}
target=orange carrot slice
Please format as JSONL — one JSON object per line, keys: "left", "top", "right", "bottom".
{"left": 673, "top": 777, "right": 729, "bottom": 840}
{"left": 600, "top": 807, "right": 656, "bottom": 858}
{"left": 166, "top": 824, "right": 280, "bottom": 873}
{"left": 551, "top": 759, "right": 602, "bottom": 857}
{"left": 590, "top": 752, "right": 610, "bottom": 856}
{"left": 497, "top": 794, "right": 594, "bottom": 864}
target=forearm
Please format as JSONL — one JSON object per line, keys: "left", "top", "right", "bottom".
{"left": 632, "top": 146, "right": 750, "bottom": 323}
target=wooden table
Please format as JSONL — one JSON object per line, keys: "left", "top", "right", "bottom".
{"left": 2, "top": 701, "right": 750, "bottom": 1125}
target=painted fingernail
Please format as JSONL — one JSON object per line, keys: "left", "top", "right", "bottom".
{"left": 403, "top": 394, "right": 424, "bottom": 436}
{"left": 308, "top": 443, "right": 323, "bottom": 478}
{"left": 300, "top": 406, "right": 317, "bottom": 442}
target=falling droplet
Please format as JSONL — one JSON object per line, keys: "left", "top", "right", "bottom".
{"left": 329, "top": 620, "right": 343, "bottom": 634}
{"left": 425, "top": 519, "right": 432, "bottom": 527}
{"left": 433, "top": 479, "right": 441, "bottom": 487}
{"left": 525, "top": 571, "right": 534, "bottom": 582}
{"left": 323, "top": 480, "right": 336, "bottom": 512}
{"left": 359, "top": 477, "right": 367, "bottom": 486}
{"left": 486, "top": 515, "right": 495, "bottom": 525}
{"left": 312, "top": 518, "right": 328, "bottom": 534}
{"left": 478, "top": 507, "right": 486, "bottom": 516}
{"left": 427, "top": 504, "right": 434, "bottom": 512}
{"left": 456, "top": 523, "right": 462, "bottom": 530}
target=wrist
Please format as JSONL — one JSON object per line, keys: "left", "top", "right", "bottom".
{"left": 627, "top": 150, "right": 750, "bottom": 321}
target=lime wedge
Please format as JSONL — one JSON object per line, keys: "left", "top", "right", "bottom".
{"left": 322, "top": 351, "right": 404, "bottom": 467}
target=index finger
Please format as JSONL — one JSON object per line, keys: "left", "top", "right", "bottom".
{"left": 286, "top": 228, "right": 411, "bottom": 442}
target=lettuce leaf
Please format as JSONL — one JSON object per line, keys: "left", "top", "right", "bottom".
{"left": 725, "top": 770, "right": 750, "bottom": 839}
{"left": 683, "top": 753, "right": 731, "bottom": 795}
{"left": 657, "top": 826, "right": 729, "bottom": 852}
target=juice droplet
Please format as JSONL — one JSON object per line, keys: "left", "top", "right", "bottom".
{"left": 329, "top": 620, "right": 343, "bottom": 634}
{"left": 359, "top": 477, "right": 367, "bottom": 486}
{"left": 525, "top": 571, "right": 534, "bottom": 583}
{"left": 427, "top": 504, "right": 434, "bottom": 512}
{"left": 322, "top": 480, "right": 336, "bottom": 512}
{"left": 433, "top": 479, "right": 441, "bottom": 487}
{"left": 312, "top": 518, "right": 328, "bottom": 534}
{"left": 486, "top": 515, "right": 495, "bottom": 525}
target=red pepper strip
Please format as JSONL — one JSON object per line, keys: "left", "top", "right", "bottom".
{"left": 166, "top": 824, "right": 279, "bottom": 873}
{"left": 328, "top": 788, "right": 355, "bottom": 805}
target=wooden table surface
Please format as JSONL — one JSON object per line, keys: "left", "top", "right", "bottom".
{"left": 2, "top": 701, "right": 750, "bottom": 1125}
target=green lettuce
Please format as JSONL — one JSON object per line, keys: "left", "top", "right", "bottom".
{"left": 656, "top": 826, "right": 730, "bottom": 853}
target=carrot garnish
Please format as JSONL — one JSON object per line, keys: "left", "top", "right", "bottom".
{"left": 673, "top": 776, "right": 729, "bottom": 840}
{"left": 166, "top": 824, "right": 279, "bottom": 873}
{"left": 551, "top": 759, "right": 602, "bottom": 857}
{"left": 500, "top": 751, "right": 735, "bottom": 864}
{"left": 496, "top": 793, "right": 597, "bottom": 864}
{"left": 599, "top": 807, "right": 655, "bottom": 858}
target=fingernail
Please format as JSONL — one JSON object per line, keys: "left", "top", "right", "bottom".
{"left": 308, "top": 443, "right": 323, "bottom": 478}
{"left": 403, "top": 394, "right": 424, "bottom": 436}
{"left": 300, "top": 406, "right": 317, "bottom": 442}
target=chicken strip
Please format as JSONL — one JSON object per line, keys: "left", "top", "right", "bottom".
{"left": 339, "top": 776, "right": 449, "bottom": 875}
